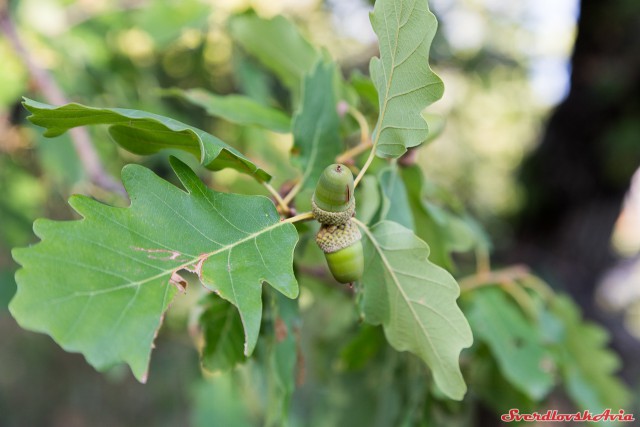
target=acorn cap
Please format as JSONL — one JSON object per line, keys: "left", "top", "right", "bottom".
{"left": 315, "top": 219, "right": 362, "bottom": 254}
{"left": 312, "top": 199, "right": 355, "bottom": 225}
{"left": 312, "top": 164, "right": 355, "bottom": 213}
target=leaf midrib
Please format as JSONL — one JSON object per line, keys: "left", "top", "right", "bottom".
{"left": 45, "top": 220, "right": 291, "bottom": 303}
{"left": 358, "top": 221, "right": 444, "bottom": 367}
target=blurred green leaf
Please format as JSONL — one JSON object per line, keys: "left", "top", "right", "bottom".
{"left": 10, "top": 157, "right": 298, "bottom": 381}
{"left": 0, "top": 270, "right": 17, "bottom": 314}
{"left": 265, "top": 293, "right": 299, "bottom": 427}
{"left": 0, "top": 39, "right": 27, "bottom": 107}
{"left": 22, "top": 98, "right": 272, "bottom": 182}
{"left": 291, "top": 60, "right": 342, "bottom": 191}
{"left": 133, "top": 1, "right": 209, "bottom": 47}
{"left": 164, "top": 88, "right": 291, "bottom": 133}
{"left": 349, "top": 70, "right": 379, "bottom": 109}
{"left": 466, "top": 346, "right": 537, "bottom": 415}
{"left": 229, "top": 13, "right": 319, "bottom": 92}
{"left": 359, "top": 220, "right": 473, "bottom": 400}
{"left": 369, "top": 0, "right": 444, "bottom": 157}
{"left": 402, "top": 166, "right": 477, "bottom": 270}
{"left": 340, "top": 324, "right": 386, "bottom": 371}
{"left": 234, "top": 54, "right": 274, "bottom": 105}
{"left": 35, "top": 132, "right": 85, "bottom": 187}
{"left": 355, "top": 175, "right": 381, "bottom": 225}
{"left": 192, "top": 375, "right": 253, "bottom": 427}
{"left": 199, "top": 294, "right": 247, "bottom": 373}
{"left": 379, "top": 166, "right": 415, "bottom": 230}
{"left": 466, "top": 288, "right": 555, "bottom": 400}
{"left": 550, "top": 295, "right": 631, "bottom": 411}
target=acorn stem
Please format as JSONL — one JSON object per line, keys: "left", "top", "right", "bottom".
{"left": 336, "top": 105, "right": 372, "bottom": 163}
{"left": 353, "top": 136, "right": 378, "bottom": 188}
{"left": 282, "top": 179, "right": 303, "bottom": 206}
{"left": 284, "top": 211, "right": 315, "bottom": 224}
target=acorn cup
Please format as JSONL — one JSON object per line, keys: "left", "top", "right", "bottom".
{"left": 313, "top": 164, "right": 364, "bottom": 284}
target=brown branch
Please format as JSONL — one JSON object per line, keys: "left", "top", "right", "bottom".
{"left": 0, "top": 7, "right": 125, "bottom": 196}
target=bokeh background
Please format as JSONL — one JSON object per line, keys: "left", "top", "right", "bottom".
{"left": 1, "top": 0, "right": 639, "bottom": 425}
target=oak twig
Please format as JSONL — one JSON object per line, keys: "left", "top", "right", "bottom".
{"left": 262, "top": 182, "right": 291, "bottom": 215}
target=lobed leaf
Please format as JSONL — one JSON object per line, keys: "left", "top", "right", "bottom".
{"left": 22, "top": 98, "right": 271, "bottom": 182}
{"left": 370, "top": 0, "right": 444, "bottom": 157}
{"left": 164, "top": 88, "right": 291, "bottom": 133}
{"left": 358, "top": 220, "right": 473, "bottom": 400}
{"left": 10, "top": 157, "right": 298, "bottom": 380}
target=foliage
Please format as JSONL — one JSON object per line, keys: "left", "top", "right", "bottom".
{"left": 2, "top": 0, "right": 632, "bottom": 425}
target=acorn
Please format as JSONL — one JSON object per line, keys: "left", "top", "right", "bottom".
{"left": 316, "top": 220, "right": 364, "bottom": 284}
{"left": 312, "top": 164, "right": 355, "bottom": 226}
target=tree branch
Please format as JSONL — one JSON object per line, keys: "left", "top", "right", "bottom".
{"left": 0, "top": 7, "right": 125, "bottom": 196}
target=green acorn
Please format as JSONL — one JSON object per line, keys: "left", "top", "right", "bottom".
{"left": 316, "top": 220, "right": 364, "bottom": 284}
{"left": 312, "top": 164, "right": 355, "bottom": 225}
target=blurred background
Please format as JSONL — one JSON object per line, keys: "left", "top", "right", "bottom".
{"left": 1, "top": 0, "right": 639, "bottom": 425}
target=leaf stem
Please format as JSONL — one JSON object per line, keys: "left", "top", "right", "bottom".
{"left": 262, "top": 182, "right": 290, "bottom": 214}
{"left": 475, "top": 245, "right": 491, "bottom": 276}
{"left": 336, "top": 105, "right": 372, "bottom": 164}
{"left": 282, "top": 179, "right": 303, "bottom": 207}
{"left": 283, "top": 211, "right": 315, "bottom": 224}
{"left": 353, "top": 141, "right": 377, "bottom": 188}
{"left": 458, "top": 265, "right": 530, "bottom": 293}
{"left": 459, "top": 264, "right": 556, "bottom": 302}
{"left": 500, "top": 280, "right": 538, "bottom": 320}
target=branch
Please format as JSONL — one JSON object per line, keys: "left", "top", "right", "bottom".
{"left": 458, "top": 265, "right": 531, "bottom": 292}
{"left": 336, "top": 103, "right": 372, "bottom": 164}
{"left": 0, "top": 7, "right": 125, "bottom": 196}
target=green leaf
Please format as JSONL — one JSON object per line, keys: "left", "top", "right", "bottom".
{"left": 402, "top": 165, "right": 477, "bottom": 270}
{"left": 291, "top": 60, "right": 342, "bottom": 191}
{"left": 10, "top": 157, "right": 298, "bottom": 381}
{"left": 22, "top": 98, "right": 271, "bottom": 182}
{"left": 358, "top": 220, "right": 473, "bottom": 400}
{"left": 349, "top": 70, "right": 379, "bottom": 109}
{"left": 379, "top": 166, "right": 415, "bottom": 230}
{"left": 466, "top": 288, "right": 555, "bottom": 400}
{"left": 265, "top": 293, "right": 299, "bottom": 427}
{"left": 355, "top": 175, "right": 382, "bottom": 225}
{"left": 340, "top": 324, "right": 386, "bottom": 371}
{"left": 229, "top": 13, "right": 319, "bottom": 92}
{"left": 164, "top": 88, "right": 291, "bottom": 133}
{"left": 370, "top": 0, "right": 444, "bottom": 158}
{"left": 550, "top": 295, "right": 630, "bottom": 411}
{"left": 199, "top": 294, "right": 247, "bottom": 372}
{"left": 192, "top": 376, "right": 253, "bottom": 427}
